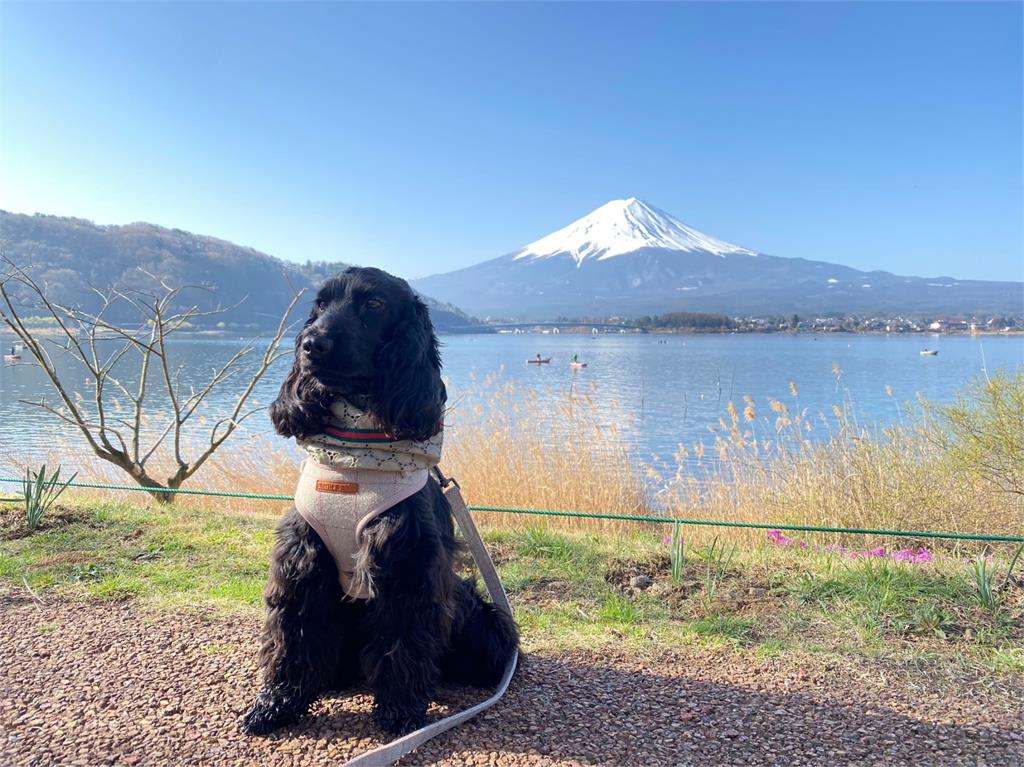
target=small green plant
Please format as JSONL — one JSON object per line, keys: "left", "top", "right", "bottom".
{"left": 1002, "top": 543, "right": 1024, "bottom": 591}
{"left": 788, "top": 571, "right": 844, "bottom": 604}
{"left": 966, "top": 556, "right": 1002, "bottom": 613}
{"left": 599, "top": 591, "right": 640, "bottom": 624}
{"left": 669, "top": 523, "right": 686, "bottom": 584}
{"left": 905, "top": 603, "right": 953, "bottom": 639}
{"left": 963, "top": 546, "right": 1024, "bottom": 614}
{"left": 697, "top": 537, "right": 738, "bottom": 603}
{"left": 22, "top": 464, "right": 77, "bottom": 531}
{"left": 70, "top": 563, "right": 103, "bottom": 582}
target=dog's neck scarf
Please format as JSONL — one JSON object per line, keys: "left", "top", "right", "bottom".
{"left": 293, "top": 400, "right": 443, "bottom": 600}
{"left": 298, "top": 399, "right": 443, "bottom": 473}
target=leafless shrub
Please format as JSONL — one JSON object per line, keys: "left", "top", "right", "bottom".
{"left": 0, "top": 254, "right": 303, "bottom": 503}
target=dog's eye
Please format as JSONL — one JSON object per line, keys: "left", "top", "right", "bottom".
{"left": 315, "top": 300, "right": 327, "bottom": 313}
{"left": 365, "top": 298, "right": 384, "bottom": 310}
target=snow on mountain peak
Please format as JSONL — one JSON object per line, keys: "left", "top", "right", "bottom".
{"left": 513, "top": 198, "right": 759, "bottom": 265}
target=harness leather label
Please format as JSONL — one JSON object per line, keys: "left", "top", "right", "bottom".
{"left": 315, "top": 479, "right": 359, "bottom": 494}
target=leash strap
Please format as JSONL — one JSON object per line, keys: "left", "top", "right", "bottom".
{"left": 343, "top": 472, "right": 519, "bottom": 767}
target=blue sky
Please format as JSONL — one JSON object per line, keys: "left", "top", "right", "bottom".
{"left": 1, "top": 2, "right": 1021, "bottom": 282}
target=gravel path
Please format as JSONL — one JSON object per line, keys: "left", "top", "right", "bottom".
{"left": 2, "top": 593, "right": 1022, "bottom": 766}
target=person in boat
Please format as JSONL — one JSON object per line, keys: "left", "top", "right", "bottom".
{"left": 571, "top": 353, "right": 579, "bottom": 363}
{"left": 535, "top": 353, "right": 543, "bottom": 362}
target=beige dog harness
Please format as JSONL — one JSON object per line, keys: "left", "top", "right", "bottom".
{"left": 289, "top": 401, "right": 516, "bottom": 766}
{"left": 294, "top": 400, "right": 443, "bottom": 599}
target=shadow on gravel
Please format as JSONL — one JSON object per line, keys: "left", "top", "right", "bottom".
{"left": 399, "top": 653, "right": 1024, "bottom": 766}
{"left": 1, "top": 596, "right": 1022, "bottom": 767}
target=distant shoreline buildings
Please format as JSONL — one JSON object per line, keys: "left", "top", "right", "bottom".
{"left": 485, "top": 312, "right": 1024, "bottom": 336}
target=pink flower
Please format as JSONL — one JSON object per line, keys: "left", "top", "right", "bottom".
{"left": 663, "top": 534, "right": 673, "bottom": 546}
{"left": 892, "top": 547, "right": 934, "bottom": 564}
{"left": 767, "top": 530, "right": 797, "bottom": 546}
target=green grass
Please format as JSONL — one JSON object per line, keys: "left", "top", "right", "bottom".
{"left": 987, "top": 648, "right": 1024, "bottom": 673}
{"left": 2, "top": 500, "right": 1022, "bottom": 686}
{"left": 688, "top": 614, "right": 758, "bottom": 645}
{"left": 598, "top": 591, "right": 641, "bottom": 624}
{"left": 0, "top": 501, "right": 275, "bottom": 612}
{"left": 756, "top": 638, "right": 785, "bottom": 657}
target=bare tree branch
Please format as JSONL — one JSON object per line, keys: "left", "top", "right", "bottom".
{"left": 1, "top": 253, "right": 306, "bottom": 503}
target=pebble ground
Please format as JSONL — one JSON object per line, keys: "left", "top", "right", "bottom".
{"left": 2, "top": 593, "right": 1021, "bottom": 766}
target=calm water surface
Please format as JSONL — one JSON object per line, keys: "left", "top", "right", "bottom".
{"left": 1, "top": 333, "right": 1021, "bottom": 475}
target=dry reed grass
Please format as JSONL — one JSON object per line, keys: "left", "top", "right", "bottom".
{"left": 442, "top": 380, "right": 650, "bottom": 534}
{"left": 653, "top": 380, "right": 1023, "bottom": 549}
{"left": 444, "top": 375, "right": 1022, "bottom": 549}
{"left": 1, "top": 427, "right": 297, "bottom": 516}
{"left": 5, "top": 374, "right": 1021, "bottom": 551}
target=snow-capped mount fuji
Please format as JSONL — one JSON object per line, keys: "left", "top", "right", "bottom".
{"left": 514, "top": 197, "right": 758, "bottom": 264}
{"left": 412, "top": 199, "right": 1022, "bottom": 321}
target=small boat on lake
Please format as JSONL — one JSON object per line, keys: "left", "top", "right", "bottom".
{"left": 920, "top": 348, "right": 939, "bottom": 356}
{"left": 4, "top": 346, "right": 21, "bottom": 363}
{"left": 527, "top": 357, "right": 551, "bottom": 364}
{"left": 570, "top": 362, "right": 587, "bottom": 369}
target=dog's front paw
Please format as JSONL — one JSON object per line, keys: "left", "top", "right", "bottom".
{"left": 373, "top": 703, "right": 427, "bottom": 735}
{"left": 240, "top": 694, "right": 300, "bottom": 736}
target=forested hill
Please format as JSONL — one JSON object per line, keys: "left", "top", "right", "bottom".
{"left": 0, "top": 211, "right": 488, "bottom": 333}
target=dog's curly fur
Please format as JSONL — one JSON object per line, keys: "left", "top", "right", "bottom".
{"left": 241, "top": 267, "right": 519, "bottom": 737}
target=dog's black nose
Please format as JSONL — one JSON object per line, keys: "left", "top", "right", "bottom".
{"left": 302, "top": 335, "right": 333, "bottom": 358}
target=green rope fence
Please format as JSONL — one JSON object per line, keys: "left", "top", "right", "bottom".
{"left": 1, "top": 476, "right": 1022, "bottom": 543}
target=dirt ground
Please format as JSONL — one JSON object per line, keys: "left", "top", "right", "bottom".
{"left": 2, "top": 593, "right": 1022, "bottom": 767}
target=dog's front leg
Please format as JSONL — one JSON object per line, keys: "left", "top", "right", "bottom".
{"left": 241, "top": 509, "right": 345, "bottom": 736}
{"left": 359, "top": 509, "right": 453, "bottom": 735}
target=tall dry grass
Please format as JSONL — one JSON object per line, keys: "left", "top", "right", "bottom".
{"left": 444, "top": 374, "right": 1023, "bottom": 548}
{"left": 1, "top": 427, "right": 298, "bottom": 516}
{"left": 6, "top": 372, "right": 1022, "bottom": 550}
{"left": 442, "top": 381, "right": 650, "bottom": 533}
{"left": 655, "top": 382, "right": 1023, "bottom": 548}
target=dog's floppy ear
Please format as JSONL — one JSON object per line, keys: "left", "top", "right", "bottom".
{"left": 269, "top": 336, "right": 333, "bottom": 440}
{"left": 370, "top": 294, "right": 445, "bottom": 441}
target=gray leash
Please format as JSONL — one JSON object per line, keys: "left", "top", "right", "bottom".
{"left": 343, "top": 470, "right": 519, "bottom": 767}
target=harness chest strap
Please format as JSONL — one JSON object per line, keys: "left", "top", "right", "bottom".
{"left": 294, "top": 400, "right": 444, "bottom": 599}
{"left": 293, "top": 460, "right": 429, "bottom": 600}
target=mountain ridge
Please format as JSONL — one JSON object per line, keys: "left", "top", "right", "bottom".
{"left": 0, "top": 211, "right": 489, "bottom": 333}
{"left": 412, "top": 199, "right": 1023, "bottom": 320}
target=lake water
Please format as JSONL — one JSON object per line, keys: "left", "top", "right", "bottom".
{"left": 1, "top": 333, "right": 1021, "bottom": 476}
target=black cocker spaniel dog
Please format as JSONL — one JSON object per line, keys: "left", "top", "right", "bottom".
{"left": 241, "top": 266, "right": 518, "bottom": 737}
